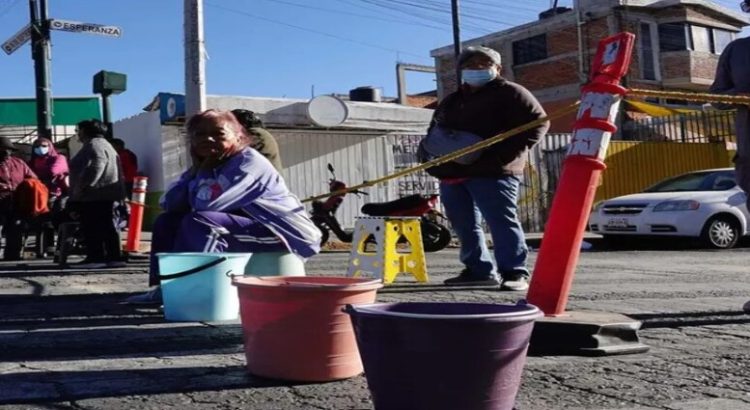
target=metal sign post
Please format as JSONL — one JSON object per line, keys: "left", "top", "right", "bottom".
{"left": 2, "top": 1, "right": 122, "bottom": 141}
{"left": 1, "top": 24, "right": 32, "bottom": 55}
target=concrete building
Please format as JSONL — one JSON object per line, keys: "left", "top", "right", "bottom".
{"left": 113, "top": 93, "right": 434, "bottom": 229}
{"left": 430, "top": 0, "right": 749, "bottom": 132}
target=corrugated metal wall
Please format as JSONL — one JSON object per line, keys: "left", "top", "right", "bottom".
{"left": 595, "top": 141, "right": 731, "bottom": 202}
{"left": 274, "top": 129, "right": 398, "bottom": 230}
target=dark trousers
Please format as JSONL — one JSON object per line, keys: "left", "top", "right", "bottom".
{"left": 0, "top": 213, "right": 24, "bottom": 261}
{"left": 77, "top": 201, "right": 122, "bottom": 262}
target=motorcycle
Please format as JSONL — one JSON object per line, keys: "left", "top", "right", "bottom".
{"left": 310, "top": 164, "right": 452, "bottom": 252}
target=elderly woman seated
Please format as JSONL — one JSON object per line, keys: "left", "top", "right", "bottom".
{"left": 124, "top": 110, "right": 321, "bottom": 304}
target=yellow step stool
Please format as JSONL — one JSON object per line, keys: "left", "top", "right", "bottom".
{"left": 346, "top": 217, "right": 428, "bottom": 284}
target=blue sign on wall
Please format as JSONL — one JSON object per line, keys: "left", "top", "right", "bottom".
{"left": 158, "top": 92, "right": 185, "bottom": 123}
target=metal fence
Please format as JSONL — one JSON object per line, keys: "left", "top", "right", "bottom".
{"left": 390, "top": 133, "right": 572, "bottom": 233}
{"left": 624, "top": 110, "right": 736, "bottom": 143}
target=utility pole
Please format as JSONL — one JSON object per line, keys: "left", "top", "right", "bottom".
{"left": 29, "top": 0, "right": 52, "bottom": 140}
{"left": 451, "top": 0, "right": 462, "bottom": 87}
{"left": 184, "top": 0, "right": 206, "bottom": 117}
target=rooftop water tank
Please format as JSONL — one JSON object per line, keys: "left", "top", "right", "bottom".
{"left": 349, "top": 86, "right": 382, "bottom": 103}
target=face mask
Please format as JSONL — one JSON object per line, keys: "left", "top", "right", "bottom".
{"left": 462, "top": 67, "right": 498, "bottom": 87}
{"left": 33, "top": 146, "right": 49, "bottom": 156}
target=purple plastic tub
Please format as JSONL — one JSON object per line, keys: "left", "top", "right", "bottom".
{"left": 345, "top": 302, "right": 543, "bottom": 410}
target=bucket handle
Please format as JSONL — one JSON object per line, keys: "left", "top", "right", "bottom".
{"left": 158, "top": 256, "right": 229, "bottom": 281}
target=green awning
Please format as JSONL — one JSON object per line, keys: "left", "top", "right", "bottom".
{"left": 0, "top": 97, "right": 101, "bottom": 126}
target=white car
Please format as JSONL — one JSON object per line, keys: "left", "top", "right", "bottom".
{"left": 588, "top": 168, "right": 749, "bottom": 249}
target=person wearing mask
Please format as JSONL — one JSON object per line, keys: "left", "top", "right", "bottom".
{"left": 0, "top": 137, "right": 37, "bottom": 260}
{"left": 29, "top": 137, "right": 69, "bottom": 252}
{"left": 68, "top": 119, "right": 127, "bottom": 269}
{"left": 710, "top": 0, "right": 750, "bottom": 312}
{"left": 29, "top": 137, "right": 69, "bottom": 216}
{"left": 231, "top": 109, "right": 283, "bottom": 171}
{"left": 111, "top": 138, "right": 138, "bottom": 197}
{"left": 426, "top": 46, "right": 549, "bottom": 291}
{"left": 123, "top": 110, "right": 320, "bottom": 304}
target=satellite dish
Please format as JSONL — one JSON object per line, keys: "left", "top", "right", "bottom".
{"left": 307, "top": 95, "right": 349, "bottom": 127}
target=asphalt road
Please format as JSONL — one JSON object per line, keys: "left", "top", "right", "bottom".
{"left": 0, "top": 245, "right": 748, "bottom": 410}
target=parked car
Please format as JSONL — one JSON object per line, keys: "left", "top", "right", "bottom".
{"left": 588, "top": 168, "right": 748, "bottom": 249}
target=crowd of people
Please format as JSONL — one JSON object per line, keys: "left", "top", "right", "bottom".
{"left": 0, "top": 119, "right": 136, "bottom": 267}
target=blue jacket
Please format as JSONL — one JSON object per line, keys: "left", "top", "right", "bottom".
{"left": 161, "top": 147, "right": 321, "bottom": 258}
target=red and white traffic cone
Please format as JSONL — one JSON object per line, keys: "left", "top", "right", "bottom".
{"left": 126, "top": 176, "right": 148, "bottom": 254}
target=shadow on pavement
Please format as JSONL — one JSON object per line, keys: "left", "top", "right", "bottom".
{"left": 630, "top": 310, "right": 750, "bottom": 329}
{"left": 379, "top": 284, "right": 508, "bottom": 293}
{"left": 0, "top": 366, "right": 303, "bottom": 405}
{"left": 0, "top": 320, "right": 245, "bottom": 362}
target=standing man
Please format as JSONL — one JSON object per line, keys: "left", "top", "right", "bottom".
{"left": 427, "top": 46, "right": 549, "bottom": 291}
{"left": 231, "top": 109, "right": 283, "bottom": 171}
{"left": 68, "top": 119, "right": 127, "bottom": 268}
{"left": 0, "top": 137, "right": 37, "bottom": 260}
{"left": 710, "top": 0, "right": 750, "bottom": 312}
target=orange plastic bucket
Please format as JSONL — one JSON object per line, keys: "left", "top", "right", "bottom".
{"left": 232, "top": 276, "right": 382, "bottom": 382}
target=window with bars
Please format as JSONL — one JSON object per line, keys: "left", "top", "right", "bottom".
{"left": 640, "top": 23, "right": 656, "bottom": 80}
{"left": 512, "top": 34, "right": 547, "bottom": 65}
{"left": 658, "top": 22, "right": 736, "bottom": 54}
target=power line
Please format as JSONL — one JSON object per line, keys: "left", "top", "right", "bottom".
{"left": 357, "top": 0, "right": 501, "bottom": 33}
{"left": 253, "top": 0, "right": 449, "bottom": 32}
{"left": 205, "top": 2, "right": 432, "bottom": 62}
{"left": 361, "top": 0, "right": 519, "bottom": 26}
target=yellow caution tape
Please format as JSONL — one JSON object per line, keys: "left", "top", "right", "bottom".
{"left": 300, "top": 101, "right": 582, "bottom": 203}
{"left": 628, "top": 88, "right": 750, "bottom": 106}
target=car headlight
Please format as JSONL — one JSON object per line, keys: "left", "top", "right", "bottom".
{"left": 652, "top": 200, "right": 700, "bottom": 212}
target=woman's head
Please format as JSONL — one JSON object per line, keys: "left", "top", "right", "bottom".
{"left": 186, "top": 110, "right": 249, "bottom": 160}
{"left": 76, "top": 119, "right": 107, "bottom": 142}
{"left": 32, "top": 137, "right": 54, "bottom": 157}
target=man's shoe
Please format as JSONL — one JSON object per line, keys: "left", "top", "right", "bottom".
{"left": 743, "top": 300, "right": 750, "bottom": 313}
{"left": 122, "top": 287, "right": 162, "bottom": 305}
{"left": 444, "top": 274, "right": 501, "bottom": 287}
{"left": 106, "top": 261, "right": 128, "bottom": 268}
{"left": 501, "top": 277, "right": 529, "bottom": 291}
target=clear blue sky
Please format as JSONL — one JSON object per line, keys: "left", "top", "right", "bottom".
{"left": 0, "top": 0, "right": 744, "bottom": 120}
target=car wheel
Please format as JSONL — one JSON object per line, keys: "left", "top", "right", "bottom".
{"left": 701, "top": 216, "right": 740, "bottom": 249}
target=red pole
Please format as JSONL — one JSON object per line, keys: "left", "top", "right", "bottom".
{"left": 126, "top": 176, "right": 148, "bottom": 253}
{"left": 527, "top": 33, "right": 635, "bottom": 316}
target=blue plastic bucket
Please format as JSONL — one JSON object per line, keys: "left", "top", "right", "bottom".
{"left": 157, "top": 252, "right": 252, "bottom": 322}
{"left": 244, "top": 252, "right": 306, "bottom": 277}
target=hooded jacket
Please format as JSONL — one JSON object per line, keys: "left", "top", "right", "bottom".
{"left": 29, "top": 138, "right": 69, "bottom": 197}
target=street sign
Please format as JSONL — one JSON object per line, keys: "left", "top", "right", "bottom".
{"left": 2, "top": 24, "right": 32, "bottom": 55}
{"left": 49, "top": 19, "right": 122, "bottom": 38}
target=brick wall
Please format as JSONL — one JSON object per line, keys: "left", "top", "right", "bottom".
{"left": 541, "top": 97, "right": 579, "bottom": 133}
{"left": 514, "top": 57, "right": 580, "bottom": 90}
{"left": 661, "top": 52, "right": 692, "bottom": 78}
{"left": 548, "top": 26, "right": 579, "bottom": 56}
{"left": 691, "top": 52, "right": 720, "bottom": 81}
{"left": 405, "top": 95, "right": 438, "bottom": 109}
